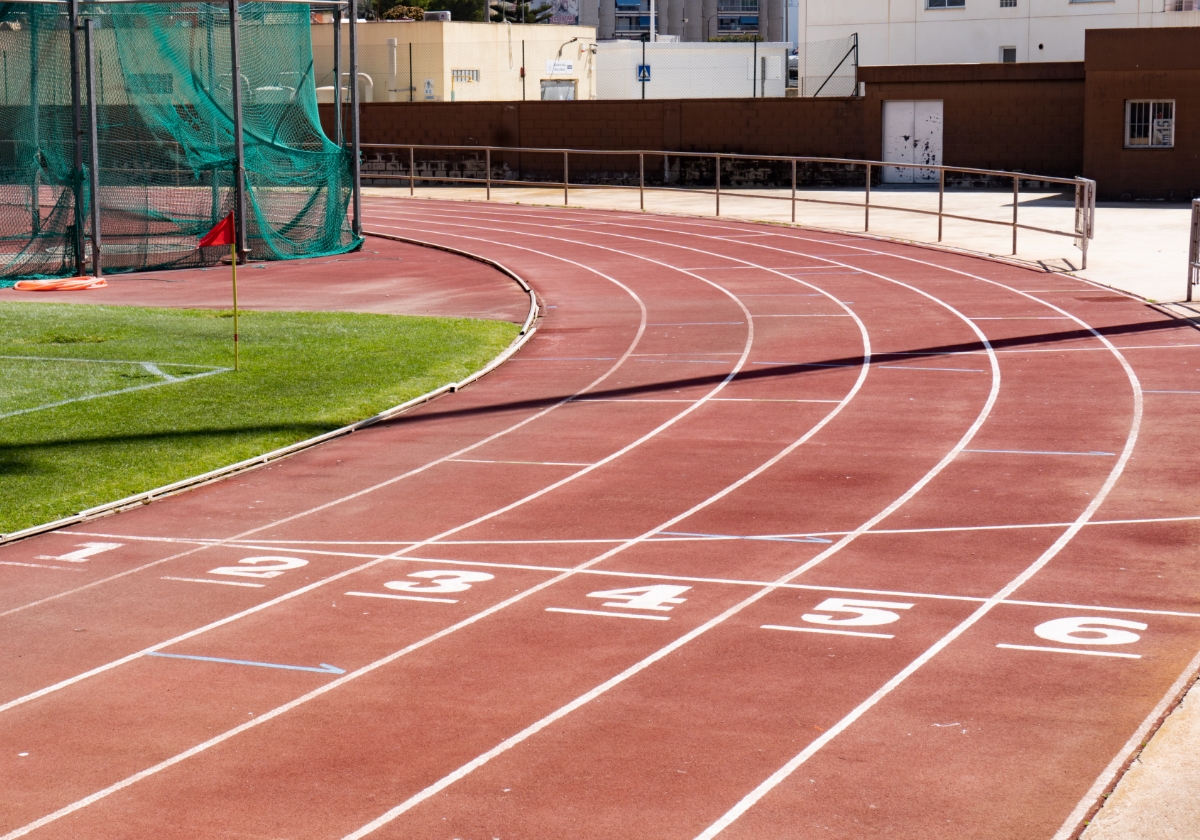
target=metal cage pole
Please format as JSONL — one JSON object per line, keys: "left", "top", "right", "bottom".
{"left": 348, "top": 0, "right": 362, "bottom": 240}
{"left": 333, "top": 6, "right": 342, "bottom": 145}
{"left": 69, "top": 0, "right": 85, "bottom": 276}
{"left": 29, "top": 10, "right": 40, "bottom": 235}
{"left": 205, "top": 5, "right": 219, "bottom": 222}
{"left": 84, "top": 17, "right": 101, "bottom": 277}
{"left": 228, "top": 0, "right": 248, "bottom": 261}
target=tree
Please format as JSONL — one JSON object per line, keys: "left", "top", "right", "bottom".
{"left": 489, "top": 0, "right": 553, "bottom": 24}
{"left": 383, "top": 0, "right": 488, "bottom": 21}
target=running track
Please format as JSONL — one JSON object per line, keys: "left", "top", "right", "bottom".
{"left": 3, "top": 198, "right": 1200, "bottom": 839}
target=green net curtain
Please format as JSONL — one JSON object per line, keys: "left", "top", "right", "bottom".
{"left": 0, "top": 1, "right": 359, "bottom": 285}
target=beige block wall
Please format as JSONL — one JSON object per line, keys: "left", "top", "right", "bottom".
{"left": 311, "top": 21, "right": 597, "bottom": 102}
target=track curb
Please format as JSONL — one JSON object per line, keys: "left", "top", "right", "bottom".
{"left": 0, "top": 235, "right": 540, "bottom": 548}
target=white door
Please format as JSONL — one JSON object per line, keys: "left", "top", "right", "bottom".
{"left": 882, "top": 100, "right": 943, "bottom": 184}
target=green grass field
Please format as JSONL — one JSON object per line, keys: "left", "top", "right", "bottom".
{"left": 0, "top": 302, "right": 520, "bottom": 535}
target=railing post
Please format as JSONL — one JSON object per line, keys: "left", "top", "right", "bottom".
{"left": 84, "top": 17, "right": 101, "bottom": 277}
{"left": 937, "top": 168, "right": 944, "bottom": 242}
{"left": 409, "top": 146, "right": 415, "bottom": 196}
{"left": 563, "top": 150, "right": 569, "bottom": 206}
{"left": 791, "top": 158, "right": 796, "bottom": 224}
{"left": 864, "top": 163, "right": 871, "bottom": 232}
{"left": 485, "top": 148, "right": 491, "bottom": 200}
{"left": 1187, "top": 197, "right": 1199, "bottom": 302}
{"left": 715, "top": 154, "right": 721, "bottom": 217}
{"left": 1012, "top": 174, "right": 1019, "bottom": 255}
{"left": 639, "top": 153, "right": 644, "bottom": 211}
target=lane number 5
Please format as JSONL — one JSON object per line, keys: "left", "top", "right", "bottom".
{"left": 802, "top": 598, "right": 914, "bottom": 627}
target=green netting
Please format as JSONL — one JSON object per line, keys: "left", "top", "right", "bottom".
{"left": 0, "top": 1, "right": 359, "bottom": 284}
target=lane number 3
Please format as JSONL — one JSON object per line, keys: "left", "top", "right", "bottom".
{"left": 384, "top": 570, "right": 495, "bottom": 594}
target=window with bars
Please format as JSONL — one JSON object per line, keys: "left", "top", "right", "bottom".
{"left": 1000, "top": 0, "right": 1016, "bottom": 6}
{"left": 927, "top": 0, "right": 965, "bottom": 7}
{"left": 1125, "top": 100, "right": 1175, "bottom": 148}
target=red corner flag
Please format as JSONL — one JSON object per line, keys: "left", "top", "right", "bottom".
{"left": 199, "top": 212, "right": 236, "bottom": 248}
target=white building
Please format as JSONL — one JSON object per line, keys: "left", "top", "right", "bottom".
{"left": 794, "top": 0, "right": 1200, "bottom": 66}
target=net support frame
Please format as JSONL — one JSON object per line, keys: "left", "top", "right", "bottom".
{"left": 228, "top": 0, "right": 249, "bottom": 261}
{"left": 348, "top": 0, "right": 361, "bottom": 240}
{"left": 84, "top": 16, "right": 102, "bottom": 276}
{"left": 69, "top": 0, "right": 85, "bottom": 276}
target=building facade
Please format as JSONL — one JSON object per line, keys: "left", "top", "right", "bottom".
{"left": 795, "top": 0, "right": 1200, "bottom": 65}
{"left": 585, "top": 0, "right": 788, "bottom": 42}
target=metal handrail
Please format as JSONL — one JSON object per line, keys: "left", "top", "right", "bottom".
{"left": 361, "top": 142, "right": 1098, "bottom": 269}
{"left": 1188, "top": 198, "right": 1200, "bottom": 302}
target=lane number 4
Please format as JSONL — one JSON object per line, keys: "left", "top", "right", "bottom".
{"left": 587, "top": 585, "right": 691, "bottom": 612}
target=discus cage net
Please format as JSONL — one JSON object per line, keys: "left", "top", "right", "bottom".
{"left": 0, "top": 0, "right": 361, "bottom": 285}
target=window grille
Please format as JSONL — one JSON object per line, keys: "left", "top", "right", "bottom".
{"left": 1125, "top": 100, "right": 1175, "bottom": 148}
{"left": 1000, "top": 0, "right": 1016, "bottom": 6}
{"left": 927, "top": 0, "right": 966, "bottom": 7}
{"left": 451, "top": 69, "right": 480, "bottom": 84}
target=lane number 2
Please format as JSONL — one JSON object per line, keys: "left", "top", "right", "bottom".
{"left": 209, "top": 556, "right": 309, "bottom": 579}
{"left": 587, "top": 585, "right": 691, "bottom": 612}
{"left": 802, "top": 597, "right": 914, "bottom": 627}
{"left": 384, "top": 570, "right": 494, "bottom": 594}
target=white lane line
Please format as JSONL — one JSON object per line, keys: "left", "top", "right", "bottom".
{"left": 160, "top": 577, "right": 264, "bottom": 589}
{"left": 345, "top": 592, "right": 458, "bottom": 604}
{"left": 545, "top": 608, "right": 670, "bottom": 621}
{"left": 756, "top": 313, "right": 853, "bottom": 317}
{"left": 647, "top": 322, "right": 745, "bottom": 326}
{"left": 995, "top": 644, "right": 1142, "bottom": 660}
{"left": 762, "top": 625, "right": 894, "bottom": 639}
{"left": 0, "top": 355, "right": 219, "bottom": 368}
{"left": 483, "top": 209, "right": 1149, "bottom": 836}
{"left": 969, "top": 317, "right": 1074, "bottom": 320}
{"left": 1144, "top": 389, "right": 1200, "bottom": 394}
{"left": 3, "top": 215, "right": 854, "bottom": 836}
{"left": 608, "top": 218, "right": 1144, "bottom": 840}
{"left": 876, "top": 365, "right": 985, "bottom": 373}
{"left": 634, "top": 359, "right": 731, "bottom": 364}
{"left": 447, "top": 459, "right": 594, "bottom": 466}
{"left": 340, "top": 206, "right": 1004, "bottom": 839}
{"left": 0, "top": 561, "right": 86, "bottom": 572}
{"left": 963, "top": 448, "right": 1116, "bottom": 456}
{"left": 0, "top": 243, "right": 654, "bottom": 712}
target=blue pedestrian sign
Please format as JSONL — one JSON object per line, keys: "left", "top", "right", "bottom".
{"left": 637, "top": 64, "right": 651, "bottom": 82}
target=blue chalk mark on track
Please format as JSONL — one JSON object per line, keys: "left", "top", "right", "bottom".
{"left": 659, "top": 531, "right": 833, "bottom": 544}
{"left": 146, "top": 652, "right": 346, "bottom": 675}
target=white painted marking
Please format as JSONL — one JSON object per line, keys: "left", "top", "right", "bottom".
{"left": 345, "top": 592, "right": 457, "bottom": 604}
{"left": 545, "top": 607, "right": 670, "bottom": 621}
{"left": 448, "top": 459, "right": 593, "bottom": 466}
{"left": 1144, "top": 390, "right": 1200, "bottom": 394}
{"left": 963, "top": 449, "right": 1115, "bottom": 457}
{"left": 761, "top": 625, "right": 894, "bottom": 639}
{"left": 140, "top": 363, "right": 180, "bottom": 382}
{"left": 34, "top": 543, "right": 122, "bottom": 563}
{"left": 995, "top": 644, "right": 1141, "bottom": 660}
{"left": 877, "top": 365, "right": 985, "bottom": 373}
{"left": 160, "top": 576, "right": 264, "bottom": 588}
{"left": 635, "top": 359, "right": 730, "bottom": 364}
{"left": 0, "top": 368, "right": 228, "bottom": 421}
{"left": 0, "top": 561, "right": 85, "bottom": 572}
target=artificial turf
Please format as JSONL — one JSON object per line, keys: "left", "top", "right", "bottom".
{"left": 0, "top": 301, "right": 520, "bottom": 535}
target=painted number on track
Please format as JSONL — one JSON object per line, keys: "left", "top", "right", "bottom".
{"left": 998, "top": 616, "right": 1148, "bottom": 659}
{"left": 762, "top": 597, "right": 914, "bottom": 639}
{"left": 384, "top": 570, "right": 495, "bottom": 594}
{"left": 208, "top": 556, "right": 309, "bottom": 579}
{"left": 588, "top": 585, "right": 690, "bottom": 612}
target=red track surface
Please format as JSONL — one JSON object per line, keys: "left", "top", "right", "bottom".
{"left": 2, "top": 199, "right": 1199, "bottom": 840}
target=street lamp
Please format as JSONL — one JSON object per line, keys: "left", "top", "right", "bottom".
{"left": 705, "top": 13, "right": 719, "bottom": 40}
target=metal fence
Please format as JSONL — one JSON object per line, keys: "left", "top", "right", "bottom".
{"left": 1189, "top": 197, "right": 1200, "bottom": 301}
{"left": 313, "top": 33, "right": 858, "bottom": 102}
{"left": 360, "top": 142, "right": 1097, "bottom": 269}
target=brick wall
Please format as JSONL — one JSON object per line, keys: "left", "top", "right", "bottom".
{"left": 858, "top": 63, "right": 1085, "bottom": 179}
{"left": 1083, "top": 28, "right": 1200, "bottom": 200}
{"left": 321, "top": 97, "right": 865, "bottom": 159}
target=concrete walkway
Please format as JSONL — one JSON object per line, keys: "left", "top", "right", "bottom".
{"left": 365, "top": 185, "right": 1197, "bottom": 304}
{"left": 365, "top": 185, "right": 1200, "bottom": 839}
